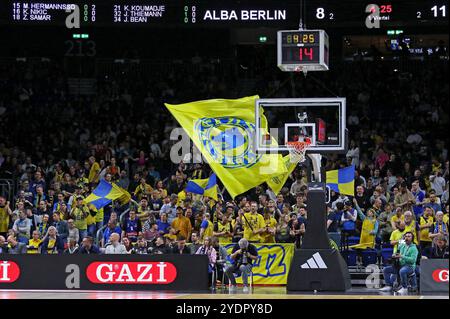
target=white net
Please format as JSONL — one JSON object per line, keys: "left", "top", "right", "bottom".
{"left": 287, "top": 140, "right": 311, "bottom": 164}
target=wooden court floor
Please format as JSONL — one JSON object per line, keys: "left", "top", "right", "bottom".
{"left": 0, "top": 287, "right": 447, "bottom": 299}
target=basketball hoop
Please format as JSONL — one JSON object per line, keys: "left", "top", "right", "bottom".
{"left": 287, "top": 137, "right": 312, "bottom": 164}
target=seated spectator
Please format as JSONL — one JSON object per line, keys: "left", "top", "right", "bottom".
{"left": 12, "top": 210, "right": 32, "bottom": 244}
{"left": 429, "top": 211, "right": 449, "bottom": 241}
{"left": 195, "top": 236, "right": 217, "bottom": 275}
{"left": 143, "top": 222, "right": 159, "bottom": 242}
{"left": 149, "top": 236, "right": 169, "bottom": 254}
{"left": 189, "top": 232, "right": 202, "bottom": 254}
{"left": 79, "top": 236, "right": 100, "bottom": 254}
{"left": 104, "top": 233, "right": 128, "bottom": 254}
{"left": 41, "top": 226, "right": 65, "bottom": 254}
{"left": 27, "top": 230, "right": 42, "bottom": 254}
{"left": 379, "top": 232, "right": 418, "bottom": 295}
{"left": 131, "top": 236, "right": 151, "bottom": 254}
{"left": 225, "top": 238, "right": 258, "bottom": 293}
{"left": 427, "top": 235, "right": 449, "bottom": 259}
{"left": 67, "top": 219, "right": 80, "bottom": 244}
{"left": 64, "top": 238, "right": 80, "bottom": 254}
{"left": 7, "top": 235, "right": 27, "bottom": 254}
{"left": 122, "top": 237, "right": 134, "bottom": 253}
{"left": 171, "top": 236, "right": 190, "bottom": 254}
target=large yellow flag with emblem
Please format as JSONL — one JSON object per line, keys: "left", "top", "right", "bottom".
{"left": 165, "top": 96, "right": 286, "bottom": 198}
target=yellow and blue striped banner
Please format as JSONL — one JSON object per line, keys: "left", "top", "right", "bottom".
{"left": 185, "top": 174, "right": 218, "bottom": 201}
{"left": 326, "top": 165, "right": 355, "bottom": 196}
{"left": 84, "top": 180, "right": 131, "bottom": 209}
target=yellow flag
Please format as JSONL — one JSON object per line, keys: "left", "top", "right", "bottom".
{"left": 266, "top": 154, "right": 297, "bottom": 195}
{"left": 165, "top": 96, "right": 286, "bottom": 198}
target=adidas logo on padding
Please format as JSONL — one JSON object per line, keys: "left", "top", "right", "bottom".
{"left": 301, "top": 252, "right": 328, "bottom": 269}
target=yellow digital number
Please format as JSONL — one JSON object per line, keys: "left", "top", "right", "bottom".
{"left": 309, "top": 34, "right": 315, "bottom": 43}
{"left": 302, "top": 34, "right": 308, "bottom": 43}
{"left": 286, "top": 35, "right": 292, "bottom": 44}
{"left": 293, "top": 34, "right": 299, "bottom": 43}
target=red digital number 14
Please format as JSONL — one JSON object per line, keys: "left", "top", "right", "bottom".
{"left": 299, "top": 48, "right": 313, "bottom": 60}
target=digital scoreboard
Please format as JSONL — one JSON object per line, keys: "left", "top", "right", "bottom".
{"left": 277, "top": 30, "right": 329, "bottom": 72}
{"left": 0, "top": 1, "right": 447, "bottom": 28}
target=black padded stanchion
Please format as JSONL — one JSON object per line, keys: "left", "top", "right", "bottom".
{"left": 287, "top": 183, "right": 351, "bottom": 291}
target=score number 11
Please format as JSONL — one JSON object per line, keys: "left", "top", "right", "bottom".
{"left": 299, "top": 48, "right": 314, "bottom": 61}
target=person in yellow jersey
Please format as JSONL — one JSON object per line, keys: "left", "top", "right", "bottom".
{"left": 242, "top": 201, "right": 265, "bottom": 243}
{"left": 390, "top": 207, "right": 404, "bottom": 230}
{"left": 134, "top": 177, "right": 153, "bottom": 201}
{"left": 88, "top": 156, "right": 101, "bottom": 185}
{"left": 199, "top": 212, "right": 214, "bottom": 241}
{"left": 390, "top": 221, "right": 407, "bottom": 253}
{"left": 171, "top": 206, "right": 192, "bottom": 240}
{"left": 419, "top": 206, "right": 435, "bottom": 251}
{"left": 70, "top": 197, "right": 90, "bottom": 242}
{"left": 27, "top": 230, "right": 42, "bottom": 254}
{"left": 260, "top": 208, "right": 277, "bottom": 243}
{"left": 0, "top": 197, "right": 13, "bottom": 238}
{"left": 213, "top": 214, "right": 233, "bottom": 244}
{"left": 403, "top": 211, "right": 419, "bottom": 245}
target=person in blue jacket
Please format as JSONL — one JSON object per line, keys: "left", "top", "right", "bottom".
{"left": 41, "top": 226, "right": 65, "bottom": 254}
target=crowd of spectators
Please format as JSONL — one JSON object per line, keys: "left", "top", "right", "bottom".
{"left": 0, "top": 54, "right": 448, "bottom": 268}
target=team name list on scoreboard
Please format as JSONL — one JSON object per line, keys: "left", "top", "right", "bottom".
{"left": 10, "top": 2, "right": 287, "bottom": 24}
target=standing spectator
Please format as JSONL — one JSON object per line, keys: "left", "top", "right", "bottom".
{"left": 411, "top": 181, "right": 426, "bottom": 218}
{"left": 134, "top": 177, "right": 153, "bottom": 201}
{"left": 88, "top": 156, "right": 101, "bottom": 185}
{"left": 341, "top": 201, "right": 357, "bottom": 249}
{"left": 276, "top": 215, "right": 292, "bottom": 243}
{"left": 171, "top": 206, "right": 192, "bottom": 241}
{"left": 40, "top": 226, "right": 65, "bottom": 254}
{"left": 104, "top": 233, "right": 128, "bottom": 254}
{"left": 121, "top": 210, "right": 142, "bottom": 243}
{"left": 242, "top": 202, "right": 265, "bottom": 243}
{"left": 161, "top": 194, "right": 178, "bottom": 224}
{"left": 199, "top": 212, "right": 214, "bottom": 241}
{"left": 394, "top": 182, "right": 415, "bottom": 212}
{"left": 37, "top": 214, "right": 51, "bottom": 238}
{"left": 424, "top": 191, "right": 442, "bottom": 213}
{"left": 52, "top": 212, "right": 69, "bottom": 244}
{"left": 67, "top": 219, "right": 80, "bottom": 244}
{"left": 378, "top": 204, "right": 394, "bottom": 243}
{"left": 419, "top": 207, "right": 435, "bottom": 251}
{"left": 390, "top": 221, "right": 406, "bottom": 253}
{"left": 0, "top": 198, "right": 13, "bottom": 238}
{"left": 12, "top": 210, "right": 32, "bottom": 243}
{"left": 79, "top": 236, "right": 100, "bottom": 254}
{"left": 7, "top": 235, "right": 27, "bottom": 254}
{"left": 429, "top": 169, "right": 446, "bottom": 198}
{"left": 429, "top": 211, "right": 449, "bottom": 241}
{"left": 346, "top": 140, "right": 360, "bottom": 166}
{"left": 354, "top": 186, "right": 370, "bottom": 211}
{"left": 214, "top": 214, "right": 233, "bottom": 244}
{"left": 70, "top": 196, "right": 89, "bottom": 241}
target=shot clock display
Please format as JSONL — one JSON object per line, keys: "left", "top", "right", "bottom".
{"left": 277, "top": 30, "right": 329, "bottom": 72}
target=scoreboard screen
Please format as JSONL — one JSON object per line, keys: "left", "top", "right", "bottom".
{"left": 0, "top": 1, "right": 447, "bottom": 28}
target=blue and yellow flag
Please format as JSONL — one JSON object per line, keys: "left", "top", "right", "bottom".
{"left": 326, "top": 165, "right": 355, "bottom": 196}
{"left": 165, "top": 96, "right": 286, "bottom": 198}
{"left": 84, "top": 179, "right": 131, "bottom": 209}
{"left": 185, "top": 174, "right": 218, "bottom": 201}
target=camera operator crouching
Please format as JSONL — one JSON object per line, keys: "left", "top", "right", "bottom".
{"left": 225, "top": 238, "right": 258, "bottom": 293}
